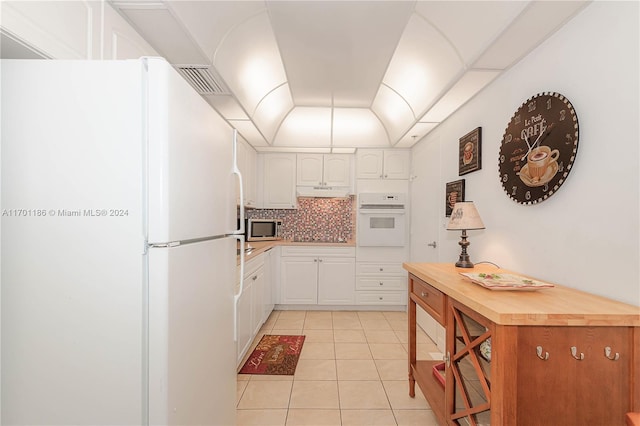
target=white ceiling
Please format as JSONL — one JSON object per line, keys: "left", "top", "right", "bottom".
{"left": 110, "top": 0, "right": 589, "bottom": 152}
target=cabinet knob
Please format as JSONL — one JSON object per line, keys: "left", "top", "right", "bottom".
{"left": 318, "top": 259, "right": 323, "bottom": 262}
{"left": 379, "top": 282, "right": 383, "bottom": 286}
{"left": 421, "top": 291, "right": 427, "bottom": 298}
{"left": 379, "top": 297, "right": 383, "bottom": 300}
{"left": 314, "top": 259, "right": 318, "bottom": 262}
{"left": 384, "top": 174, "right": 388, "bottom": 178}
{"left": 252, "top": 275, "right": 257, "bottom": 281}
{"left": 379, "top": 268, "right": 384, "bottom": 272}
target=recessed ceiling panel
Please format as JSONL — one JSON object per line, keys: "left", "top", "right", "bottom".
{"left": 204, "top": 94, "right": 249, "bottom": 120}
{"left": 473, "top": 1, "right": 589, "bottom": 69}
{"left": 252, "top": 84, "right": 294, "bottom": 142}
{"left": 169, "top": 1, "right": 265, "bottom": 62}
{"left": 332, "top": 108, "right": 388, "bottom": 147}
{"left": 274, "top": 107, "right": 331, "bottom": 147}
{"left": 371, "top": 85, "right": 415, "bottom": 143}
{"left": 228, "top": 119, "right": 268, "bottom": 146}
{"left": 415, "top": 1, "right": 529, "bottom": 66}
{"left": 213, "top": 11, "right": 287, "bottom": 115}
{"left": 267, "top": 1, "right": 414, "bottom": 107}
{"left": 422, "top": 70, "right": 500, "bottom": 122}
{"left": 383, "top": 14, "right": 463, "bottom": 117}
{"left": 395, "top": 122, "right": 439, "bottom": 148}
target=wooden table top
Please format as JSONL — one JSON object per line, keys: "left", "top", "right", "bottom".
{"left": 404, "top": 263, "right": 640, "bottom": 327}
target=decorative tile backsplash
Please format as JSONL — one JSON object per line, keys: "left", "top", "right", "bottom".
{"left": 246, "top": 196, "right": 355, "bottom": 242}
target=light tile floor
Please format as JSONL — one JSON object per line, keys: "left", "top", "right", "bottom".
{"left": 236, "top": 310, "right": 443, "bottom": 426}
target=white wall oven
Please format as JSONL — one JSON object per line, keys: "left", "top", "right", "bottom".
{"left": 357, "top": 193, "right": 406, "bottom": 247}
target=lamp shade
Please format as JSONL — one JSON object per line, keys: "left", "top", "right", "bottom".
{"left": 446, "top": 201, "right": 485, "bottom": 230}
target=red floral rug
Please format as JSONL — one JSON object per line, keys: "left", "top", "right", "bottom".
{"left": 239, "top": 335, "right": 306, "bottom": 375}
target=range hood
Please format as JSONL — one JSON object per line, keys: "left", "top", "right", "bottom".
{"left": 296, "top": 186, "right": 351, "bottom": 198}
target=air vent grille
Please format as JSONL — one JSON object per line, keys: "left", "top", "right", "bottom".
{"left": 176, "top": 66, "right": 229, "bottom": 95}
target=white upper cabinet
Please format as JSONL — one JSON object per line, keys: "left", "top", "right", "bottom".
{"left": 1, "top": 1, "right": 156, "bottom": 60}
{"left": 101, "top": 4, "right": 158, "bottom": 60}
{"left": 236, "top": 139, "right": 257, "bottom": 207}
{"left": 297, "top": 154, "right": 352, "bottom": 187}
{"left": 262, "top": 153, "right": 297, "bottom": 209}
{"left": 323, "top": 155, "right": 352, "bottom": 187}
{"left": 297, "top": 154, "right": 324, "bottom": 186}
{"left": 356, "top": 149, "right": 410, "bottom": 179}
{"left": 382, "top": 150, "right": 410, "bottom": 179}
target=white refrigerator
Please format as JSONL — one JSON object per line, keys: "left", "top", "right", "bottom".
{"left": 1, "top": 58, "right": 239, "bottom": 425}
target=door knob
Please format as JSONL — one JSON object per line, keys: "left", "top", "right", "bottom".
{"left": 427, "top": 241, "right": 437, "bottom": 248}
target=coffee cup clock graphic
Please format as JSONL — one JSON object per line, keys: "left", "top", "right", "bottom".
{"left": 498, "top": 92, "right": 579, "bottom": 204}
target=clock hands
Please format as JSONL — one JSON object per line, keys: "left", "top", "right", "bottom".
{"left": 520, "top": 123, "right": 549, "bottom": 161}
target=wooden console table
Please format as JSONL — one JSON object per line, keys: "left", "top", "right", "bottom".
{"left": 404, "top": 263, "right": 640, "bottom": 426}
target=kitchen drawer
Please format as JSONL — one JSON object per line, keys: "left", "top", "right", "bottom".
{"left": 281, "top": 246, "right": 355, "bottom": 258}
{"left": 357, "top": 262, "right": 405, "bottom": 276}
{"left": 356, "top": 277, "right": 406, "bottom": 291}
{"left": 244, "top": 253, "right": 265, "bottom": 278}
{"left": 356, "top": 291, "right": 406, "bottom": 305}
{"left": 410, "top": 276, "right": 445, "bottom": 325}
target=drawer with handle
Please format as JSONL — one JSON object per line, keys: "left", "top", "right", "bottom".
{"left": 356, "top": 291, "right": 405, "bottom": 305}
{"left": 356, "top": 277, "right": 405, "bottom": 290}
{"left": 410, "top": 276, "right": 446, "bottom": 325}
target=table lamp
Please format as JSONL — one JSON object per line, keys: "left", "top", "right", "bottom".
{"left": 446, "top": 201, "right": 485, "bottom": 268}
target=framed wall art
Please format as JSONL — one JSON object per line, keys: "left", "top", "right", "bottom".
{"left": 445, "top": 179, "right": 465, "bottom": 217}
{"left": 459, "top": 127, "right": 482, "bottom": 175}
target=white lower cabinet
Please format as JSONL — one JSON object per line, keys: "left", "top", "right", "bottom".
{"left": 355, "top": 262, "right": 407, "bottom": 305}
{"left": 262, "top": 248, "right": 275, "bottom": 322}
{"left": 280, "top": 246, "right": 355, "bottom": 305}
{"left": 235, "top": 278, "right": 253, "bottom": 366}
{"left": 236, "top": 252, "right": 274, "bottom": 367}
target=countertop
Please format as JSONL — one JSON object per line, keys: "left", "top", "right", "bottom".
{"left": 238, "top": 239, "right": 356, "bottom": 264}
{"left": 404, "top": 262, "right": 640, "bottom": 327}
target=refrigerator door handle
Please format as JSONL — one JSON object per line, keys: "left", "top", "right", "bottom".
{"left": 233, "top": 233, "right": 245, "bottom": 342}
{"left": 232, "top": 129, "right": 245, "bottom": 235}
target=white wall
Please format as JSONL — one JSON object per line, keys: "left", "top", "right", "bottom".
{"left": 410, "top": 1, "right": 639, "bottom": 306}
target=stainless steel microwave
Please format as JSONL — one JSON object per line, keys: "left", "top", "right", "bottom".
{"left": 246, "top": 219, "right": 283, "bottom": 241}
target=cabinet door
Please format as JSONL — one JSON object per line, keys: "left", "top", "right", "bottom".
{"left": 281, "top": 257, "right": 318, "bottom": 304}
{"left": 263, "top": 153, "right": 297, "bottom": 209}
{"left": 297, "top": 154, "right": 324, "bottom": 186}
{"left": 102, "top": 3, "right": 158, "bottom": 59}
{"left": 249, "top": 266, "right": 264, "bottom": 336}
{"left": 383, "top": 150, "right": 410, "bottom": 179}
{"left": 323, "top": 154, "right": 351, "bottom": 187}
{"left": 236, "top": 280, "right": 253, "bottom": 366}
{"left": 318, "top": 257, "right": 355, "bottom": 305}
{"left": 262, "top": 250, "right": 274, "bottom": 323}
{"left": 356, "top": 150, "right": 384, "bottom": 179}
{"left": 237, "top": 139, "right": 257, "bottom": 207}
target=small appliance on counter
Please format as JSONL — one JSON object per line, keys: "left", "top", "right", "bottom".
{"left": 246, "top": 218, "right": 283, "bottom": 241}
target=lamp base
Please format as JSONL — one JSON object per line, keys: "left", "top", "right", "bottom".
{"left": 455, "top": 258, "right": 475, "bottom": 268}
{"left": 454, "top": 229, "right": 475, "bottom": 268}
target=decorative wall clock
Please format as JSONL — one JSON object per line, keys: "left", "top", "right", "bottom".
{"left": 498, "top": 92, "right": 579, "bottom": 204}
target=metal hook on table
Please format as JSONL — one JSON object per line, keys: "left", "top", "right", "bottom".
{"left": 536, "top": 346, "right": 549, "bottom": 360}
{"left": 571, "top": 346, "right": 584, "bottom": 360}
{"left": 604, "top": 346, "right": 620, "bottom": 361}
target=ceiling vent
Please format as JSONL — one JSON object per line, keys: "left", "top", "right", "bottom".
{"left": 175, "top": 66, "right": 230, "bottom": 95}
